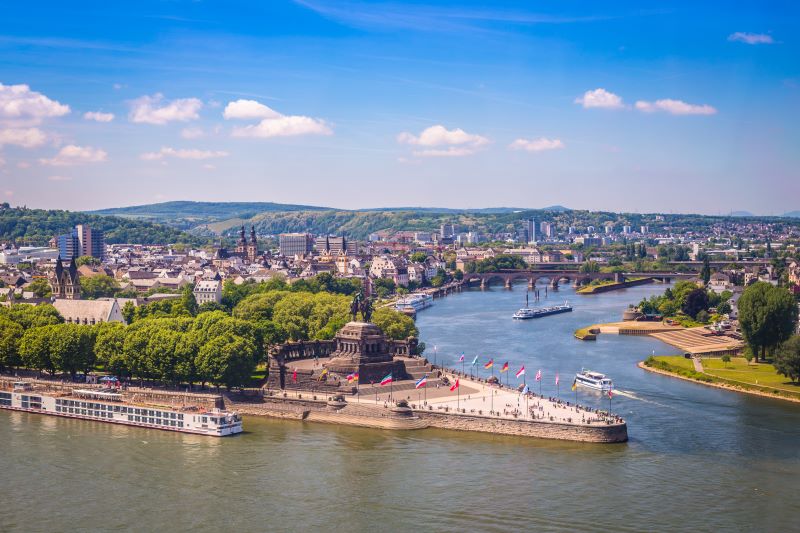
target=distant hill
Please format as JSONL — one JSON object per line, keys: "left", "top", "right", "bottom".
{"left": 541, "top": 205, "right": 571, "bottom": 212}
{"left": 728, "top": 210, "right": 755, "bottom": 217}
{"left": 0, "top": 206, "right": 207, "bottom": 246}
{"left": 784, "top": 211, "right": 800, "bottom": 218}
{"left": 90, "top": 201, "right": 329, "bottom": 222}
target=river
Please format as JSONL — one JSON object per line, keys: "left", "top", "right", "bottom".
{"left": 2, "top": 282, "right": 799, "bottom": 532}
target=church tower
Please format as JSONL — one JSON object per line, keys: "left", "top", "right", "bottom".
{"left": 247, "top": 226, "right": 258, "bottom": 262}
{"left": 235, "top": 225, "right": 248, "bottom": 257}
{"left": 50, "top": 256, "right": 81, "bottom": 300}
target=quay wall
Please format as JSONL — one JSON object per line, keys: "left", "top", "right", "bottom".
{"left": 418, "top": 410, "right": 628, "bottom": 443}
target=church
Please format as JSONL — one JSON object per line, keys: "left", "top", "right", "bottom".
{"left": 234, "top": 225, "right": 259, "bottom": 262}
{"left": 50, "top": 256, "right": 81, "bottom": 300}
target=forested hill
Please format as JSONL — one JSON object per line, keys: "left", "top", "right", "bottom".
{"left": 90, "top": 201, "right": 330, "bottom": 222}
{"left": 0, "top": 205, "right": 207, "bottom": 246}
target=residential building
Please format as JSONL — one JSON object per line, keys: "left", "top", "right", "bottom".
{"left": 193, "top": 279, "right": 222, "bottom": 305}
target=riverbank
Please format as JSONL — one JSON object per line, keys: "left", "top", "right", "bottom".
{"left": 639, "top": 357, "right": 800, "bottom": 404}
{"left": 576, "top": 277, "right": 653, "bottom": 295}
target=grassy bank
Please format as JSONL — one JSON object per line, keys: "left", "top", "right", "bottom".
{"left": 574, "top": 327, "right": 597, "bottom": 340}
{"left": 643, "top": 356, "right": 800, "bottom": 401}
{"left": 576, "top": 277, "right": 649, "bottom": 295}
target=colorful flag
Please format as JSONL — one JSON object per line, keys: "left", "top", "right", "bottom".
{"left": 292, "top": 368, "right": 297, "bottom": 382}
{"left": 471, "top": 355, "right": 478, "bottom": 366}
{"left": 352, "top": 372, "right": 359, "bottom": 382}
{"left": 501, "top": 362, "right": 509, "bottom": 373}
{"left": 608, "top": 388, "right": 613, "bottom": 399}
{"left": 571, "top": 378, "right": 577, "bottom": 391}
{"left": 450, "top": 378, "right": 460, "bottom": 391}
{"left": 555, "top": 373, "right": 560, "bottom": 385}
{"left": 380, "top": 373, "right": 393, "bottom": 386}
{"left": 521, "top": 384, "right": 530, "bottom": 395}
{"left": 458, "top": 353, "right": 465, "bottom": 362}
{"left": 318, "top": 368, "right": 329, "bottom": 381}
{"left": 515, "top": 366, "right": 525, "bottom": 378}
{"left": 415, "top": 375, "right": 428, "bottom": 389}
{"left": 484, "top": 359, "right": 494, "bottom": 370}
{"left": 535, "top": 369, "right": 542, "bottom": 381}
{"left": 346, "top": 373, "right": 356, "bottom": 383}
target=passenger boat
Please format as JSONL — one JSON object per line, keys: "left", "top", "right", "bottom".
{"left": 395, "top": 293, "right": 434, "bottom": 313}
{"left": 0, "top": 381, "right": 242, "bottom": 437}
{"left": 574, "top": 370, "right": 613, "bottom": 392}
{"left": 512, "top": 294, "right": 572, "bottom": 320}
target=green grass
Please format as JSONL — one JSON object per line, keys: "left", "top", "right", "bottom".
{"left": 645, "top": 356, "right": 800, "bottom": 400}
{"left": 574, "top": 327, "right": 597, "bottom": 340}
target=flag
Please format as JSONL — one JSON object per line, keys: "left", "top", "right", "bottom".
{"left": 608, "top": 388, "right": 613, "bottom": 399}
{"left": 346, "top": 373, "right": 356, "bottom": 383}
{"left": 352, "top": 372, "right": 359, "bottom": 382}
{"left": 415, "top": 375, "right": 428, "bottom": 389}
{"left": 380, "top": 373, "right": 393, "bottom": 386}
{"left": 521, "top": 384, "right": 530, "bottom": 395}
{"left": 292, "top": 368, "right": 297, "bottom": 382}
{"left": 515, "top": 366, "right": 525, "bottom": 378}
{"left": 571, "top": 378, "right": 577, "bottom": 391}
{"left": 501, "top": 362, "right": 509, "bottom": 373}
{"left": 458, "top": 353, "right": 465, "bottom": 362}
{"left": 484, "top": 359, "right": 494, "bottom": 370}
{"left": 450, "top": 378, "right": 460, "bottom": 392}
{"left": 318, "top": 368, "right": 329, "bottom": 381}
{"left": 471, "top": 355, "right": 478, "bottom": 366}
{"left": 535, "top": 369, "right": 542, "bottom": 382}
{"left": 555, "top": 373, "right": 560, "bottom": 385}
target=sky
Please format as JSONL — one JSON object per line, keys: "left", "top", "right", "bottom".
{"left": 0, "top": 0, "right": 798, "bottom": 215}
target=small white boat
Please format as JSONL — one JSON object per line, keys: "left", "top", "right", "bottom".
{"left": 574, "top": 370, "right": 613, "bottom": 391}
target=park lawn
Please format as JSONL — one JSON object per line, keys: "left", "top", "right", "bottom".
{"left": 651, "top": 356, "right": 800, "bottom": 400}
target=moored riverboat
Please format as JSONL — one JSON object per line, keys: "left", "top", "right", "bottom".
{"left": 0, "top": 381, "right": 242, "bottom": 436}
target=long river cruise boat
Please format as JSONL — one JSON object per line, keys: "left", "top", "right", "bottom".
{"left": 512, "top": 296, "right": 572, "bottom": 320}
{"left": 395, "top": 293, "right": 434, "bottom": 313}
{"left": 0, "top": 381, "right": 242, "bottom": 437}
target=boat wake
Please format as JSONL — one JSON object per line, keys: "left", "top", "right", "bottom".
{"left": 613, "top": 389, "right": 672, "bottom": 408}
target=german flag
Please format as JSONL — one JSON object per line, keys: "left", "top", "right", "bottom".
{"left": 484, "top": 359, "right": 494, "bottom": 370}
{"left": 500, "top": 362, "right": 509, "bottom": 373}
{"left": 571, "top": 378, "right": 577, "bottom": 391}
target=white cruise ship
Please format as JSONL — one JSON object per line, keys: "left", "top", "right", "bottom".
{"left": 395, "top": 293, "right": 434, "bottom": 312}
{"left": 574, "top": 370, "right": 613, "bottom": 392}
{"left": 0, "top": 382, "right": 242, "bottom": 437}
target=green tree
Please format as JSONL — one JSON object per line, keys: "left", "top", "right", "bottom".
{"left": 774, "top": 336, "right": 800, "bottom": 383}
{"left": 700, "top": 255, "right": 711, "bottom": 285}
{"left": 682, "top": 288, "right": 709, "bottom": 319}
{"left": 181, "top": 285, "right": 199, "bottom": 316}
{"left": 94, "top": 322, "right": 128, "bottom": 377}
{"left": 19, "top": 326, "right": 54, "bottom": 374}
{"left": 0, "top": 317, "right": 23, "bottom": 370}
{"left": 739, "top": 282, "right": 798, "bottom": 361}
{"left": 48, "top": 324, "right": 95, "bottom": 378}
{"left": 371, "top": 307, "right": 418, "bottom": 340}
{"left": 27, "top": 278, "right": 52, "bottom": 298}
{"left": 79, "top": 274, "right": 120, "bottom": 299}
{"left": 75, "top": 255, "right": 101, "bottom": 267}
{"left": 410, "top": 252, "right": 428, "bottom": 263}
{"left": 195, "top": 334, "right": 257, "bottom": 389}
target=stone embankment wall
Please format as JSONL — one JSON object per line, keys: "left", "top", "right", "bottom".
{"left": 418, "top": 411, "right": 628, "bottom": 443}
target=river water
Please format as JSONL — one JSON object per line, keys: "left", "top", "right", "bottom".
{"left": 2, "top": 283, "right": 799, "bottom": 532}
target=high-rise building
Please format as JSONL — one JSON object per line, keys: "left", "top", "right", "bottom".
{"left": 640, "top": 225, "right": 649, "bottom": 234}
{"left": 56, "top": 224, "right": 105, "bottom": 260}
{"left": 314, "top": 235, "right": 358, "bottom": 254}
{"left": 623, "top": 225, "right": 632, "bottom": 234}
{"left": 440, "top": 223, "right": 456, "bottom": 238}
{"left": 526, "top": 218, "right": 536, "bottom": 244}
{"left": 279, "top": 233, "right": 314, "bottom": 257}
{"left": 540, "top": 221, "right": 554, "bottom": 238}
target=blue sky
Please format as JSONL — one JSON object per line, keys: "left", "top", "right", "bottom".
{"left": 0, "top": 1, "right": 798, "bottom": 214}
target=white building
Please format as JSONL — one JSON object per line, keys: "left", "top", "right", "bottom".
{"left": 53, "top": 299, "right": 126, "bottom": 325}
{"left": 193, "top": 280, "right": 222, "bottom": 305}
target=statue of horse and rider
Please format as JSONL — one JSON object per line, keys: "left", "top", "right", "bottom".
{"left": 350, "top": 291, "right": 373, "bottom": 323}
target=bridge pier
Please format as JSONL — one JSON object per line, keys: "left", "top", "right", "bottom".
{"left": 528, "top": 279, "right": 535, "bottom": 289}
{"left": 550, "top": 279, "right": 559, "bottom": 291}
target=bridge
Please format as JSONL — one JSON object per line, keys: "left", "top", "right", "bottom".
{"left": 461, "top": 269, "right": 696, "bottom": 289}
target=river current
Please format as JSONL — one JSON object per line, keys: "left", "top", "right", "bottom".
{"left": 2, "top": 282, "right": 799, "bottom": 532}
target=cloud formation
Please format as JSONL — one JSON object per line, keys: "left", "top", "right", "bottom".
{"left": 83, "top": 111, "right": 115, "bottom": 122}
{"left": 509, "top": 137, "right": 565, "bottom": 152}
{"left": 0, "top": 83, "right": 70, "bottom": 126}
{"left": 47, "top": 175, "right": 72, "bottom": 181}
{"left": 40, "top": 145, "right": 107, "bottom": 166}
{"left": 181, "top": 127, "right": 204, "bottom": 139}
{"left": 728, "top": 32, "right": 774, "bottom": 45}
{"left": 0, "top": 128, "right": 47, "bottom": 148}
{"left": 129, "top": 94, "right": 202, "bottom": 125}
{"left": 635, "top": 99, "right": 717, "bottom": 115}
{"left": 397, "top": 124, "right": 489, "bottom": 157}
{"left": 140, "top": 147, "right": 229, "bottom": 161}
{"left": 574, "top": 88, "right": 624, "bottom": 109}
{"left": 225, "top": 99, "right": 332, "bottom": 138}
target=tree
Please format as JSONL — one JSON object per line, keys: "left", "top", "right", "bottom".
{"left": 579, "top": 261, "right": 600, "bottom": 273}
{"left": 774, "top": 336, "right": 800, "bottom": 383}
{"left": 94, "top": 322, "right": 128, "bottom": 377}
{"left": 195, "top": 334, "right": 257, "bottom": 389}
{"left": 0, "top": 317, "right": 23, "bottom": 370}
{"left": 27, "top": 278, "right": 52, "bottom": 298}
{"left": 75, "top": 255, "right": 100, "bottom": 267}
{"left": 682, "top": 288, "right": 709, "bottom": 319}
{"left": 738, "top": 282, "right": 798, "bottom": 361}
{"left": 79, "top": 274, "right": 120, "bottom": 299}
{"left": 19, "top": 326, "right": 53, "bottom": 374}
{"left": 717, "top": 301, "right": 732, "bottom": 316}
{"left": 700, "top": 256, "right": 711, "bottom": 285}
{"left": 371, "top": 307, "right": 418, "bottom": 340}
{"left": 181, "top": 285, "right": 199, "bottom": 316}
{"left": 410, "top": 252, "right": 428, "bottom": 263}
{"left": 48, "top": 324, "right": 95, "bottom": 378}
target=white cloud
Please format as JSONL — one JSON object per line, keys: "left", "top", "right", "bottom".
{"left": 47, "top": 175, "right": 72, "bottom": 181}
{"left": 40, "top": 145, "right": 107, "bottom": 166}
{"left": 574, "top": 88, "right": 624, "bottom": 109}
{"left": 0, "top": 128, "right": 47, "bottom": 148}
{"left": 113, "top": 83, "right": 125, "bottom": 90}
{"left": 509, "top": 137, "right": 565, "bottom": 152}
{"left": 635, "top": 99, "right": 717, "bottom": 115}
{"left": 397, "top": 124, "right": 489, "bottom": 157}
{"left": 728, "top": 32, "right": 774, "bottom": 45}
{"left": 17, "top": 161, "right": 30, "bottom": 169}
{"left": 224, "top": 99, "right": 332, "bottom": 138}
{"left": 129, "top": 93, "right": 203, "bottom": 125}
{"left": 181, "top": 127, "right": 204, "bottom": 139}
{"left": 0, "top": 83, "right": 70, "bottom": 127}
{"left": 223, "top": 99, "right": 281, "bottom": 120}
{"left": 83, "top": 111, "right": 115, "bottom": 122}
{"left": 140, "top": 147, "right": 229, "bottom": 161}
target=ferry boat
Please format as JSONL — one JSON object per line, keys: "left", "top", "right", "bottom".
{"left": 512, "top": 294, "right": 572, "bottom": 320}
{"left": 395, "top": 293, "right": 434, "bottom": 313}
{"left": 574, "top": 370, "right": 613, "bottom": 392}
{"left": 0, "top": 381, "right": 242, "bottom": 437}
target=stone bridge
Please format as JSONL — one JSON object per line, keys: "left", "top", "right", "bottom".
{"left": 461, "top": 270, "right": 693, "bottom": 289}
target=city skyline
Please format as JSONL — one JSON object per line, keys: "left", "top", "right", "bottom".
{"left": 1, "top": 1, "right": 798, "bottom": 214}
